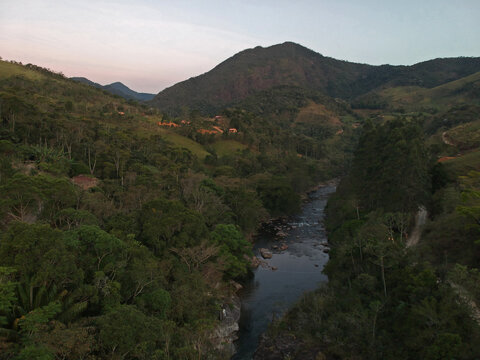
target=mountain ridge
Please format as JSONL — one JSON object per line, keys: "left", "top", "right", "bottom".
{"left": 149, "top": 42, "right": 480, "bottom": 115}
{"left": 71, "top": 77, "right": 155, "bottom": 101}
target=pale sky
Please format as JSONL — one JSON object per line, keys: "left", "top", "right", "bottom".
{"left": 1, "top": 0, "right": 479, "bottom": 93}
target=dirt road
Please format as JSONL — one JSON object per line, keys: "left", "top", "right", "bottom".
{"left": 406, "top": 206, "right": 427, "bottom": 247}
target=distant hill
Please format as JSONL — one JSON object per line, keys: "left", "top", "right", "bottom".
{"left": 71, "top": 77, "right": 155, "bottom": 101}
{"left": 149, "top": 42, "right": 480, "bottom": 115}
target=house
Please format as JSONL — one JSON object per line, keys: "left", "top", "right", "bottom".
{"left": 437, "top": 156, "right": 457, "bottom": 163}
{"left": 228, "top": 128, "right": 238, "bottom": 133}
{"left": 158, "top": 122, "right": 179, "bottom": 128}
{"left": 212, "top": 126, "right": 224, "bottom": 134}
{"left": 118, "top": 111, "right": 125, "bottom": 115}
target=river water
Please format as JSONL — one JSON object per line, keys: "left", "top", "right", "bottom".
{"left": 232, "top": 185, "right": 336, "bottom": 360}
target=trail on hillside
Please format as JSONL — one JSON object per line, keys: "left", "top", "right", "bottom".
{"left": 442, "top": 131, "right": 455, "bottom": 146}
{"left": 449, "top": 281, "right": 480, "bottom": 326}
{"left": 406, "top": 206, "right": 427, "bottom": 247}
{"left": 406, "top": 207, "right": 480, "bottom": 326}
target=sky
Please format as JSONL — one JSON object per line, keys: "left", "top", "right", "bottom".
{"left": 1, "top": 0, "right": 479, "bottom": 93}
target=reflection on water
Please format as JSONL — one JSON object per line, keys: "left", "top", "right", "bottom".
{"left": 232, "top": 185, "right": 336, "bottom": 360}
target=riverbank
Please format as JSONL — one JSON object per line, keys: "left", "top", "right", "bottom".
{"left": 232, "top": 185, "right": 336, "bottom": 359}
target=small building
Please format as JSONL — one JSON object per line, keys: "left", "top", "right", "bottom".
{"left": 197, "top": 129, "right": 218, "bottom": 135}
{"left": 228, "top": 128, "right": 238, "bottom": 133}
{"left": 437, "top": 156, "right": 457, "bottom": 163}
{"left": 158, "top": 122, "right": 179, "bottom": 128}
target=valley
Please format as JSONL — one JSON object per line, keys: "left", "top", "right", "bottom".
{"left": 1, "top": 41, "right": 480, "bottom": 359}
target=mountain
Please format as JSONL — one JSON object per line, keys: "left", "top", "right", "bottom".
{"left": 71, "top": 77, "right": 155, "bottom": 101}
{"left": 149, "top": 42, "right": 480, "bottom": 115}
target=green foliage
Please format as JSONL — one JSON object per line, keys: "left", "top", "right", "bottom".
{"left": 350, "top": 118, "right": 430, "bottom": 213}
{"left": 139, "top": 198, "right": 208, "bottom": 254}
{"left": 0, "top": 222, "right": 81, "bottom": 298}
{"left": 0, "top": 267, "right": 17, "bottom": 326}
{"left": 0, "top": 59, "right": 345, "bottom": 359}
{"left": 135, "top": 288, "right": 171, "bottom": 319}
{"left": 265, "top": 112, "right": 480, "bottom": 359}
{"left": 5, "top": 51, "right": 480, "bottom": 359}
{"left": 256, "top": 176, "right": 300, "bottom": 216}
{"left": 97, "top": 305, "right": 162, "bottom": 359}
{"left": 210, "top": 224, "right": 252, "bottom": 279}
{"left": 18, "top": 301, "right": 62, "bottom": 335}
{"left": 14, "top": 344, "right": 54, "bottom": 360}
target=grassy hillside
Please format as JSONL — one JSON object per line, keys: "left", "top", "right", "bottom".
{"left": 371, "top": 71, "right": 480, "bottom": 111}
{"left": 0, "top": 61, "right": 46, "bottom": 80}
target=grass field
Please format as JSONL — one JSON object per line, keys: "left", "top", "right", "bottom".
{"left": 157, "top": 129, "right": 209, "bottom": 159}
{"left": 0, "top": 60, "right": 45, "bottom": 80}
{"left": 445, "top": 120, "right": 480, "bottom": 151}
{"left": 378, "top": 71, "right": 480, "bottom": 110}
{"left": 211, "top": 140, "right": 247, "bottom": 156}
{"left": 294, "top": 101, "right": 341, "bottom": 126}
{"left": 443, "top": 149, "right": 480, "bottom": 176}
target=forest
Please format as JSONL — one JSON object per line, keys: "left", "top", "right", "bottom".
{"left": 0, "top": 60, "right": 357, "bottom": 359}
{"left": 257, "top": 104, "right": 480, "bottom": 359}
{"left": 2, "top": 45, "right": 480, "bottom": 360}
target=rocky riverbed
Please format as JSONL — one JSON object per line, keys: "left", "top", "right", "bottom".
{"left": 232, "top": 185, "right": 336, "bottom": 359}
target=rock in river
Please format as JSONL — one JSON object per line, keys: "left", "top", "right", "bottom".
{"left": 259, "top": 248, "right": 273, "bottom": 259}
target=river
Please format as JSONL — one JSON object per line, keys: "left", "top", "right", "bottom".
{"left": 232, "top": 184, "right": 336, "bottom": 359}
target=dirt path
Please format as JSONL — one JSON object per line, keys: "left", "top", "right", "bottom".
{"left": 449, "top": 281, "right": 480, "bottom": 326}
{"left": 442, "top": 131, "right": 455, "bottom": 146}
{"left": 406, "top": 206, "right": 427, "bottom": 247}
{"left": 405, "top": 205, "right": 480, "bottom": 326}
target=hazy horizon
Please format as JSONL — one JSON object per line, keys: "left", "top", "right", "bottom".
{"left": 1, "top": 0, "right": 479, "bottom": 93}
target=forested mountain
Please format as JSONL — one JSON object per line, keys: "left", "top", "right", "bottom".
{"left": 150, "top": 41, "right": 480, "bottom": 115}
{"left": 71, "top": 77, "right": 155, "bottom": 101}
{"left": 0, "top": 58, "right": 358, "bottom": 359}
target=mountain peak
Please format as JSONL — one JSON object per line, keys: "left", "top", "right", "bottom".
{"left": 71, "top": 78, "right": 155, "bottom": 101}
{"left": 149, "top": 43, "right": 480, "bottom": 116}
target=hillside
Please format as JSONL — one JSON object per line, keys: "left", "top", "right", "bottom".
{"left": 354, "top": 71, "right": 480, "bottom": 112}
{"left": 71, "top": 77, "right": 155, "bottom": 101}
{"left": 149, "top": 42, "right": 480, "bottom": 115}
{"left": 0, "top": 59, "right": 358, "bottom": 359}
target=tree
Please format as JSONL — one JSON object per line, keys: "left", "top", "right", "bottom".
{"left": 0, "top": 267, "right": 17, "bottom": 326}
{"left": 0, "top": 222, "right": 82, "bottom": 311}
{"left": 97, "top": 305, "right": 161, "bottom": 359}
{"left": 210, "top": 224, "right": 252, "bottom": 279}
{"left": 0, "top": 173, "right": 43, "bottom": 223}
{"left": 139, "top": 199, "right": 208, "bottom": 254}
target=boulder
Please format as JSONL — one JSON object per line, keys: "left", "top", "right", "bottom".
{"left": 259, "top": 248, "right": 273, "bottom": 259}
{"left": 212, "top": 294, "right": 241, "bottom": 356}
{"left": 246, "top": 255, "right": 261, "bottom": 268}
